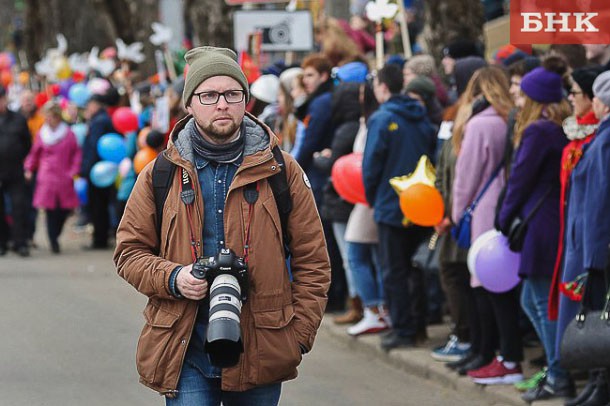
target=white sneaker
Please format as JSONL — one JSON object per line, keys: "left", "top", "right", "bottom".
{"left": 347, "top": 308, "right": 389, "bottom": 336}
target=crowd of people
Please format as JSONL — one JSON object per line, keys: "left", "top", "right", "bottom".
{"left": 2, "top": 9, "right": 610, "bottom": 405}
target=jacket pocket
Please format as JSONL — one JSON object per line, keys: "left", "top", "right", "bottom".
{"left": 251, "top": 303, "right": 301, "bottom": 384}
{"left": 160, "top": 209, "right": 177, "bottom": 257}
{"left": 136, "top": 301, "right": 180, "bottom": 385}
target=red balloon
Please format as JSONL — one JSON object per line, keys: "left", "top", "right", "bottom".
{"left": 49, "top": 83, "right": 61, "bottom": 96}
{"left": 0, "top": 70, "right": 12, "bottom": 87}
{"left": 72, "top": 71, "right": 86, "bottom": 83}
{"left": 112, "top": 107, "right": 139, "bottom": 134}
{"left": 34, "top": 92, "right": 50, "bottom": 109}
{"left": 331, "top": 153, "right": 368, "bottom": 205}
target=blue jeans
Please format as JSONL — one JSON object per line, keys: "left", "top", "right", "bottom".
{"left": 332, "top": 222, "right": 357, "bottom": 297}
{"left": 347, "top": 242, "right": 384, "bottom": 308}
{"left": 521, "top": 277, "right": 569, "bottom": 384}
{"left": 166, "top": 360, "right": 281, "bottom": 406}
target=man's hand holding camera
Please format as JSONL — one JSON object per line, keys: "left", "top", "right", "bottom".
{"left": 176, "top": 264, "right": 209, "bottom": 300}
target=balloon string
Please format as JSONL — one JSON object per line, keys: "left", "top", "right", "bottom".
{"left": 428, "top": 232, "right": 438, "bottom": 250}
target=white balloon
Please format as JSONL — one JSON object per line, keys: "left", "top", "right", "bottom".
{"left": 467, "top": 229, "right": 502, "bottom": 276}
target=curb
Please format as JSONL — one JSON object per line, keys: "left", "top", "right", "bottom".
{"left": 320, "top": 318, "right": 563, "bottom": 406}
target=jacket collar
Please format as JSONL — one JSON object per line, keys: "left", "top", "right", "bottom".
{"left": 165, "top": 112, "right": 280, "bottom": 185}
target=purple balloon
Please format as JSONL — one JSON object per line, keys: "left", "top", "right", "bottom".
{"left": 59, "top": 79, "right": 74, "bottom": 98}
{"left": 474, "top": 233, "right": 521, "bottom": 293}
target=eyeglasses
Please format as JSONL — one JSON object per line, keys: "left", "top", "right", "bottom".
{"left": 193, "top": 90, "right": 245, "bottom": 105}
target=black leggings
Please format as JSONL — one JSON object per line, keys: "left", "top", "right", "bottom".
{"left": 46, "top": 208, "right": 70, "bottom": 245}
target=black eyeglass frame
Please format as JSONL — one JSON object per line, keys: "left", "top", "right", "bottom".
{"left": 192, "top": 90, "right": 246, "bottom": 105}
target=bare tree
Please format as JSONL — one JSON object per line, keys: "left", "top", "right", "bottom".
{"left": 420, "top": 0, "right": 485, "bottom": 62}
{"left": 23, "top": 0, "right": 159, "bottom": 74}
{"left": 184, "top": 0, "right": 233, "bottom": 48}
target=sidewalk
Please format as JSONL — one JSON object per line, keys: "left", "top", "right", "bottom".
{"left": 320, "top": 317, "right": 564, "bottom": 406}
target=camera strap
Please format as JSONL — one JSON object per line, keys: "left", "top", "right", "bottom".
{"left": 180, "top": 167, "right": 199, "bottom": 261}
{"left": 242, "top": 182, "right": 259, "bottom": 264}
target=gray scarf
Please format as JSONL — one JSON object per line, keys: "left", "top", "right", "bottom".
{"left": 188, "top": 119, "right": 245, "bottom": 164}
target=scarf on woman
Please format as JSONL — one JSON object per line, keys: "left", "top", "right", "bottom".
{"left": 39, "top": 122, "right": 68, "bottom": 146}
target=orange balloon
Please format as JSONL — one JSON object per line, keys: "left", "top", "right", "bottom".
{"left": 399, "top": 183, "right": 444, "bottom": 227}
{"left": 133, "top": 147, "right": 158, "bottom": 174}
{"left": 0, "top": 70, "right": 12, "bottom": 87}
{"left": 18, "top": 71, "right": 29, "bottom": 85}
{"left": 138, "top": 127, "right": 151, "bottom": 149}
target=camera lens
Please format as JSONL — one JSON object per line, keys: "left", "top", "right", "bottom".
{"left": 205, "top": 274, "right": 244, "bottom": 367}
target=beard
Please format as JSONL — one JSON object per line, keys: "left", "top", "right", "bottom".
{"left": 195, "top": 116, "right": 241, "bottom": 144}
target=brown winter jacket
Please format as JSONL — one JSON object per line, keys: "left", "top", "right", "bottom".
{"left": 114, "top": 113, "right": 330, "bottom": 395}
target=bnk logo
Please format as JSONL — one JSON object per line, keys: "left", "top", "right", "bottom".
{"left": 511, "top": 0, "right": 610, "bottom": 44}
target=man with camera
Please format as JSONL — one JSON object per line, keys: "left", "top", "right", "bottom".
{"left": 114, "top": 46, "right": 330, "bottom": 405}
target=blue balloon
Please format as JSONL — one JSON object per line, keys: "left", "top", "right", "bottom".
{"left": 71, "top": 123, "right": 88, "bottom": 147}
{"left": 73, "top": 177, "right": 88, "bottom": 205}
{"left": 90, "top": 161, "right": 118, "bottom": 188}
{"left": 124, "top": 131, "right": 138, "bottom": 158}
{"left": 68, "top": 83, "right": 91, "bottom": 108}
{"left": 97, "top": 133, "right": 126, "bottom": 163}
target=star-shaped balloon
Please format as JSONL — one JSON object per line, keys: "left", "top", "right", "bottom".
{"left": 390, "top": 156, "right": 443, "bottom": 227}
{"left": 116, "top": 39, "right": 145, "bottom": 64}
{"left": 390, "top": 155, "right": 436, "bottom": 195}
{"left": 365, "top": 0, "right": 399, "bottom": 23}
{"left": 150, "top": 22, "right": 173, "bottom": 46}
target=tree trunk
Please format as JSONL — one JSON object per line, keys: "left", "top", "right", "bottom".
{"left": 24, "top": 0, "right": 159, "bottom": 75}
{"left": 420, "top": 0, "right": 485, "bottom": 64}
{"left": 184, "top": 0, "right": 233, "bottom": 48}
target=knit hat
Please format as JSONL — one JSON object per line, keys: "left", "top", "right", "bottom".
{"left": 521, "top": 67, "right": 563, "bottom": 103}
{"left": 333, "top": 61, "right": 369, "bottom": 84}
{"left": 572, "top": 66, "right": 604, "bottom": 100}
{"left": 443, "top": 39, "right": 481, "bottom": 59}
{"left": 405, "top": 75, "right": 436, "bottom": 101}
{"left": 593, "top": 70, "right": 610, "bottom": 107}
{"left": 279, "top": 67, "right": 303, "bottom": 93}
{"left": 405, "top": 55, "right": 436, "bottom": 77}
{"left": 454, "top": 56, "right": 487, "bottom": 96}
{"left": 250, "top": 74, "right": 280, "bottom": 104}
{"left": 182, "top": 46, "right": 249, "bottom": 107}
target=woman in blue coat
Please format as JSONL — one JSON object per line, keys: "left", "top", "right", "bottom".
{"left": 497, "top": 60, "right": 572, "bottom": 402}
{"left": 556, "top": 70, "right": 610, "bottom": 406}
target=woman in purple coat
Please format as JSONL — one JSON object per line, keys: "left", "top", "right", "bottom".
{"left": 497, "top": 59, "right": 572, "bottom": 402}
{"left": 24, "top": 101, "right": 82, "bottom": 253}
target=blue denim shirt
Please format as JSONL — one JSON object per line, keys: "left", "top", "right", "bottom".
{"left": 185, "top": 152, "right": 242, "bottom": 378}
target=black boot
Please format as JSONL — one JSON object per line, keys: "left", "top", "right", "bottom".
{"left": 579, "top": 369, "right": 609, "bottom": 406}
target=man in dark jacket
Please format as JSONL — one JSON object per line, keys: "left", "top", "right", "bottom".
{"left": 81, "top": 93, "right": 116, "bottom": 249}
{"left": 363, "top": 63, "right": 435, "bottom": 350}
{"left": 0, "top": 85, "right": 31, "bottom": 256}
{"left": 294, "top": 53, "right": 334, "bottom": 206}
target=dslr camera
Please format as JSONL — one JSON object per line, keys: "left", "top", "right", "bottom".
{"left": 191, "top": 248, "right": 249, "bottom": 367}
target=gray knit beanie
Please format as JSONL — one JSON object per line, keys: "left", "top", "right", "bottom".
{"left": 182, "top": 46, "right": 249, "bottom": 107}
{"left": 593, "top": 70, "right": 610, "bottom": 108}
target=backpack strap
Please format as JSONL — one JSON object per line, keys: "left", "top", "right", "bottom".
{"left": 152, "top": 152, "right": 177, "bottom": 246}
{"left": 268, "top": 145, "right": 293, "bottom": 258}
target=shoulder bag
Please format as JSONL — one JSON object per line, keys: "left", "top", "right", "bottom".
{"left": 560, "top": 258, "right": 610, "bottom": 370}
{"left": 451, "top": 161, "right": 503, "bottom": 249}
{"left": 506, "top": 185, "right": 552, "bottom": 252}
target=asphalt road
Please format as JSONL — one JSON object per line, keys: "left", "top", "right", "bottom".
{"left": 0, "top": 223, "right": 485, "bottom": 406}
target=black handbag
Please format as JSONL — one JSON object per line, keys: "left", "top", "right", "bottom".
{"left": 560, "top": 268, "right": 610, "bottom": 370}
{"left": 506, "top": 186, "right": 552, "bottom": 252}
